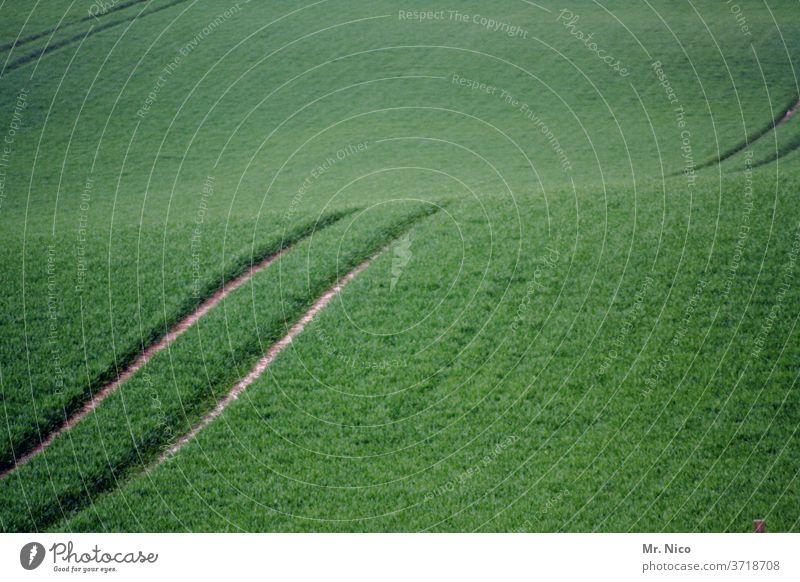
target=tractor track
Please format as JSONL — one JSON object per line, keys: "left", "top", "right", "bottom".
{"left": 156, "top": 252, "right": 378, "bottom": 465}
{"left": 0, "top": 243, "right": 288, "bottom": 480}
{"left": 698, "top": 95, "right": 800, "bottom": 171}
{"left": 0, "top": 0, "right": 159, "bottom": 54}
{"left": 2, "top": 0, "right": 190, "bottom": 75}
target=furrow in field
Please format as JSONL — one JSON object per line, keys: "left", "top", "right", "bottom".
{"left": 717, "top": 99, "right": 800, "bottom": 172}
{"left": 0, "top": 210, "right": 358, "bottom": 474}
{"left": 0, "top": 204, "right": 434, "bottom": 532}
{"left": 749, "top": 138, "right": 800, "bottom": 170}
{"left": 156, "top": 252, "right": 379, "bottom": 466}
{"left": 2, "top": 0, "right": 190, "bottom": 75}
{"left": 0, "top": 0, "right": 161, "bottom": 54}
{"left": 0, "top": 244, "right": 290, "bottom": 480}
{"left": 750, "top": 117, "right": 800, "bottom": 170}
{"left": 0, "top": 207, "right": 358, "bottom": 479}
{"left": 697, "top": 95, "right": 800, "bottom": 171}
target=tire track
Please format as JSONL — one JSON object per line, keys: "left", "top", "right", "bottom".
{"left": 0, "top": 212, "right": 352, "bottom": 480}
{"left": 747, "top": 102, "right": 800, "bottom": 170}
{"left": 698, "top": 95, "right": 800, "bottom": 171}
{"left": 2, "top": 0, "right": 190, "bottom": 75}
{"left": 152, "top": 211, "right": 444, "bottom": 467}
{"left": 0, "top": 0, "right": 161, "bottom": 54}
{"left": 750, "top": 133, "right": 800, "bottom": 170}
{"left": 0, "top": 246, "right": 287, "bottom": 480}
{"left": 778, "top": 96, "right": 800, "bottom": 124}
{"left": 156, "top": 252, "right": 378, "bottom": 465}
{"left": 0, "top": 207, "right": 435, "bottom": 532}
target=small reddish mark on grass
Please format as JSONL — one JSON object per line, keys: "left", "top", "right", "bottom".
{"left": 780, "top": 98, "right": 800, "bottom": 125}
{"left": 0, "top": 246, "right": 289, "bottom": 480}
{"left": 156, "top": 254, "right": 375, "bottom": 464}
{"left": 753, "top": 519, "right": 766, "bottom": 533}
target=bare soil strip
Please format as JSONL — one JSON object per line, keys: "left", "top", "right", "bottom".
{"left": 0, "top": 245, "right": 289, "bottom": 480}
{"left": 700, "top": 95, "right": 800, "bottom": 170}
{"left": 157, "top": 254, "right": 376, "bottom": 464}
{"left": 779, "top": 97, "right": 800, "bottom": 124}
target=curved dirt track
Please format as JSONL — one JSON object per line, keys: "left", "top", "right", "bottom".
{"left": 157, "top": 253, "right": 376, "bottom": 464}
{"left": 0, "top": 245, "right": 289, "bottom": 480}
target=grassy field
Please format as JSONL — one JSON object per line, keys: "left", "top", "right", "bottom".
{"left": 0, "top": 0, "right": 798, "bottom": 532}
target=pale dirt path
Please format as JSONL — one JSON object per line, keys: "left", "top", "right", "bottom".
{"left": 1, "top": 245, "right": 289, "bottom": 480}
{"left": 156, "top": 253, "right": 376, "bottom": 464}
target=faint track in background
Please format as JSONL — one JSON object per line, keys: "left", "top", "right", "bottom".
{"left": 2, "top": 0, "right": 191, "bottom": 75}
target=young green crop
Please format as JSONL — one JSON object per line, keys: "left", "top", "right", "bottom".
{"left": 57, "top": 163, "right": 800, "bottom": 532}
{"left": 1, "top": 0, "right": 799, "bottom": 533}
{"left": 0, "top": 202, "right": 435, "bottom": 531}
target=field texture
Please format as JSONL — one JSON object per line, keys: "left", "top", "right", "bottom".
{"left": 0, "top": 0, "right": 798, "bottom": 532}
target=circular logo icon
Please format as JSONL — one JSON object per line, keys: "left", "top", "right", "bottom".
{"left": 20, "top": 542, "right": 45, "bottom": 570}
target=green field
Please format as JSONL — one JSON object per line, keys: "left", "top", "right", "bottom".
{"left": 0, "top": 0, "right": 798, "bottom": 532}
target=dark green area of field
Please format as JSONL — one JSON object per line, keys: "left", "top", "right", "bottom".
{"left": 0, "top": 0, "right": 798, "bottom": 532}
